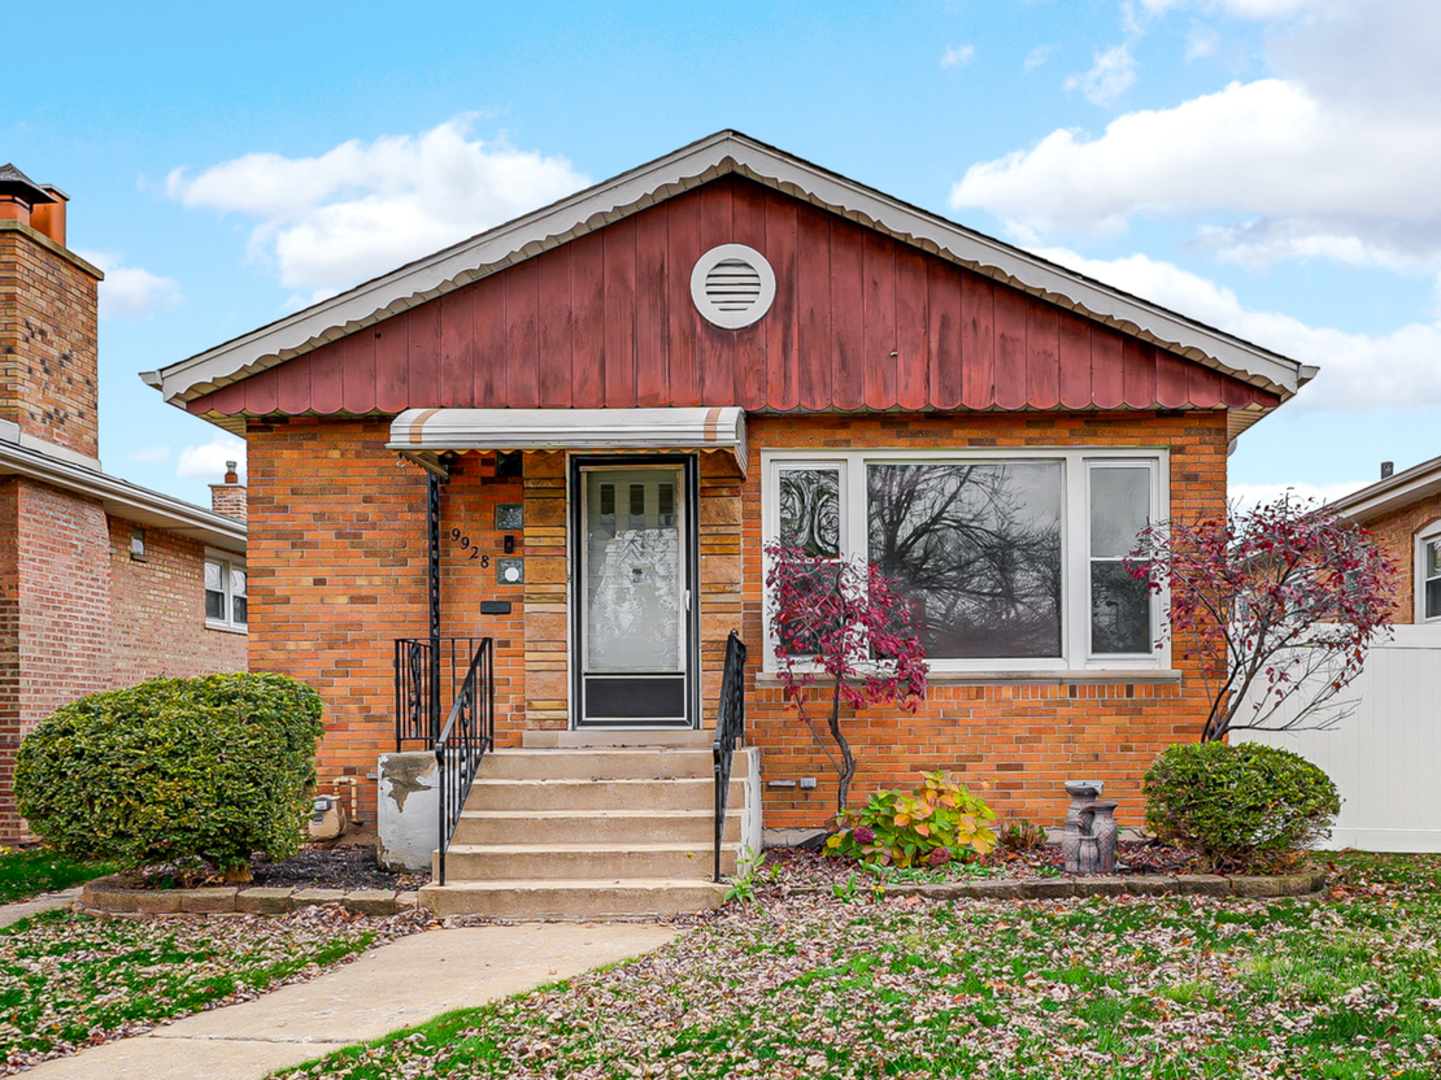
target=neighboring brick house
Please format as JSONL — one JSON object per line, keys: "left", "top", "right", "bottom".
{"left": 1331, "top": 457, "right": 1441, "bottom": 626}
{"left": 0, "top": 164, "right": 247, "bottom": 842}
{"left": 144, "top": 132, "right": 1315, "bottom": 835}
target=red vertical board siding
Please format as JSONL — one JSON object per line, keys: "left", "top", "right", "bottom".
{"left": 275, "top": 355, "right": 311, "bottom": 415}
{"left": 959, "top": 272, "right": 995, "bottom": 410}
{"left": 211, "top": 383, "right": 246, "bottom": 415}
{"left": 1154, "top": 349, "right": 1191, "bottom": 409}
{"left": 829, "top": 216, "right": 866, "bottom": 412}
{"left": 992, "top": 283, "right": 1029, "bottom": 410}
{"left": 408, "top": 301, "right": 443, "bottom": 406}
{"left": 894, "top": 245, "right": 929, "bottom": 412}
{"left": 795, "top": 205, "right": 832, "bottom": 411}
{"left": 602, "top": 217, "right": 637, "bottom": 408}
{"left": 1122, "top": 339, "right": 1156, "bottom": 409}
{"left": 309, "top": 337, "right": 345, "bottom": 415}
{"left": 666, "top": 196, "right": 702, "bottom": 406}
{"left": 340, "top": 332, "right": 376, "bottom": 415}
{"left": 537, "top": 250, "right": 573, "bottom": 408}
{"left": 374, "top": 321, "right": 410, "bottom": 413}
{"left": 472, "top": 276, "right": 507, "bottom": 407}
{"left": 763, "top": 190, "right": 800, "bottom": 411}
{"left": 730, "top": 177, "right": 769, "bottom": 410}
{"left": 863, "top": 232, "right": 898, "bottom": 410}
{"left": 1057, "top": 312, "right": 1093, "bottom": 410}
{"left": 929, "top": 260, "right": 963, "bottom": 411}
{"left": 633, "top": 201, "right": 670, "bottom": 407}
{"left": 1220, "top": 378, "right": 1265, "bottom": 408}
{"left": 697, "top": 180, "right": 736, "bottom": 405}
{"left": 1090, "top": 327, "right": 1125, "bottom": 409}
{"left": 1026, "top": 302, "right": 1060, "bottom": 410}
{"left": 570, "top": 230, "right": 606, "bottom": 408}
{"left": 1186, "top": 363, "right": 1223, "bottom": 409}
{"left": 505, "top": 260, "right": 540, "bottom": 409}
{"left": 439, "top": 289, "right": 474, "bottom": 408}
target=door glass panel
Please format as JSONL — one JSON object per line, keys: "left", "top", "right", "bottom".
{"left": 585, "top": 469, "right": 683, "bottom": 672}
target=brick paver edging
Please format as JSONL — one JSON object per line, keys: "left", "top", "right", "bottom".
{"left": 79, "top": 876, "right": 420, "bottom": 917}
{"left": 788, "top": 869, "right": 1327, "bottom": 901}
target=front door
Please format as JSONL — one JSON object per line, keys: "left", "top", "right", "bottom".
{"left": 573, "top": 457, "right": 698, "bottom": 727}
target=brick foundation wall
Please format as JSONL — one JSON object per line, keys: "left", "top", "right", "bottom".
{"left": 0, "top": 224, "right": 101, "bottom": 459}
{"left": 108, "top": 518, "right": 247, "bottom": 687}
{"left": 1358, "top": 491, "right": 1441, "bottom": 624}
{"left": 249, "top": 407, "right": 1227, "bottom": 834}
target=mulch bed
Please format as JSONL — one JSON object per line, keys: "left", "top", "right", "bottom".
{"left": 114, "top": 844, "right": 431, "bottom": 893}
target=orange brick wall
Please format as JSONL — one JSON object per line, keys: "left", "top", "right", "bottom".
{"left": 1358, "top": 491, "right": 1441, "bottom": 624}
{"left": 741, "top": 411, "right": 1226, "bottom": 832}
{"left": 248, "top": 407, "right": 1227, "bottom": 834}
{"left": 0, "top": 224, "right": 101, "bottom": 459}
{"left": 108, "top": 518, "right": 247, "bottom": 687}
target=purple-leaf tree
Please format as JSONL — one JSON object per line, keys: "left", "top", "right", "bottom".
{"left": 1127, "top": 494, "right": 1395, "bottom": 743}
{"left": 764, "top": 541, "right": 929, "bottom": 812}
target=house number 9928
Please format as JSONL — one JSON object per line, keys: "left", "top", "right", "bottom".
{"left": 449, "top": 528, "right": 490, "bottom": 565}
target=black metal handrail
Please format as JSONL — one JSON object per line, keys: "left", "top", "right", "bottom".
{"left": 712, "top": 630, "right": 748, "bottom": 883}
{"left": 434, "top": 638, "right": 495, "bottom": 885}
{"left": 394, "top": 638, "right": 484, "bottom": 750}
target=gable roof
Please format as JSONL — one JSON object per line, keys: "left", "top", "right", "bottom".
{"left": 144, "top": 130, "right": 1315, "bottom": 422}
{"left": 1331, "top": 454, "right": 1441, "bottom": 523}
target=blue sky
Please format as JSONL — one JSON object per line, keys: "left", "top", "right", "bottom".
{"left": 7, "top": 0, "right": 1440, "bottom": 506}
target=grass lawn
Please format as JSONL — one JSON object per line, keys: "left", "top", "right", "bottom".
{"left": 0, "top": 849, "right": 114, "bottom": 905}
{"left": 279, "top": 852, "right": 1441, "bottom": 1079}
{"left": 0, "top": 905, "right": 423, "bottom": 1075}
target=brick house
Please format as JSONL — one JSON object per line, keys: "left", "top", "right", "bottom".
{"left": 145, "top": 133, "right": 1314, "bottom": 912}
{"left": 1331, "top": 457, "right": 1441, "bottom": 626}
{"left": 0, "top": 164, "right": 247, "bottom": 842}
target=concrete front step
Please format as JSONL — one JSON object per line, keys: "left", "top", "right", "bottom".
{"left": 465, "top": 776, "right": 745, "bottom": 812}
{"left": 453, "top": 808, "right": 743, "bottom": 846}
{"left": 476, "top": 748, "right": 718, "bottom": 781}
{"left": 439, "top": 842, "right": 740, "bottom": 881}
{"left": 419, "top": 877, "right": 729, "bottom": 919}
{"left": 522, "top": 729, "right": 715, "bottom": 749}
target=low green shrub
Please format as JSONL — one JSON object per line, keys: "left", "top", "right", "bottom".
{"left": 826, "top": 771, "right": 997, "bottom": 868}
{"left": 15, "top": 673, "right": 324, "bottom": 878}
{"left": 1143, "top": 741, "right": 1340, "bottom": 872}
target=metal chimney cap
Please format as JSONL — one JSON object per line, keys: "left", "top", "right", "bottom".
{"left": 0, "top": 164, "right": 57, "bottom": 206}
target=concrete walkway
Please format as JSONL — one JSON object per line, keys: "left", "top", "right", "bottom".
{"left": 24, "top": 921, "right": 680, "bottom": 1079}
{"left": 0, "top": 887, "right": 80, "bottom": 929}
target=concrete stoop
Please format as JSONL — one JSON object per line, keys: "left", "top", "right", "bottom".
{"left": 418, "top": 744, "right": 760, "bottom": 920}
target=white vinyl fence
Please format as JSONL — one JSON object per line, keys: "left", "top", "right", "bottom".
{"left": 1242, "top": 624, "right": 1441, "bottom": 852}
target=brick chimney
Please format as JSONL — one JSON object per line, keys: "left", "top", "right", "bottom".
{"left": 0, "top": 164, "right": 102, "bottom": 465}
{"left": 210, "top": 460, "right": 248, "bottom": 523}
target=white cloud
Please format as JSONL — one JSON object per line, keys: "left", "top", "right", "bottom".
{"left": 177, "top": 436, "right": 246, "bottom": 481}
{"left": 1065, "top": 44, "right": 1138, "bottom": 107}
{"left": 166, "top": 117, "right": 590, "bottom": 302}
{"left": 941, "top": 44, "right": 975, "bottom": 69}
{"left": 1023, "top": 44, "right": 1059, "bottom": 73}
{"left": 1185, "top": 24, "right": 1220, "bottom": 59}
{"left": 1029, "top": 246, "right": 1441, "bottom": 413}
{"left": 126, "top": 445, "right": 171, "bottom": 464}
{"left": 75, "top": 250, "right": 181, "bottom": 319}
{"left": 1228, "top": 479, "right": 1370, "bottom": 509}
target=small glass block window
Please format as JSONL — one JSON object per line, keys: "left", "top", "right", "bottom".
{"left": 205, "top": 557, "right": 248, "bottom": 631}
{"left": 130, "top": 527, "right": 146, "bottom": 560}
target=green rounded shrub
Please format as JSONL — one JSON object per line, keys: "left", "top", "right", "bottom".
{"left": 15, "top": 673, "right": 324, "bottom": 875}
{"left": 1143, "top": 742, "right": 1340, "bottom": 872}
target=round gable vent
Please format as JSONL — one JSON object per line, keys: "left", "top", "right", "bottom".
{"left": 690, "top": 243, "right": 776, "bottom": 329}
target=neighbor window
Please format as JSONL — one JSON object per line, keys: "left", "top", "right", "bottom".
{"left": 1418, "top": 521, "right": 1441, "bottom": 623}
{"left": 205, "top": 553, "right": 247, "bottom": 632}
{"left": 764, "top": 450, "right": 1164, "bottom": 672}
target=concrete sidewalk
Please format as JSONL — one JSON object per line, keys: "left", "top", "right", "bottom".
{"left": 25, "top": 921, "right": 679, "bottom": 1079}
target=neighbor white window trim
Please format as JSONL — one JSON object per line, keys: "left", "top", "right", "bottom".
{"left": 205, "top": 549, "right": 248, "bottom": 634}
{"left": 760, "top": 446, "right": 1170, "bottom": 676}
{"left": 1416, "top": 518, "right": 1441, "bottom": 624}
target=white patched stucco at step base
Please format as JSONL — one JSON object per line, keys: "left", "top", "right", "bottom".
{"left": 377, "top": 751, "right": 440, "bottom": 871}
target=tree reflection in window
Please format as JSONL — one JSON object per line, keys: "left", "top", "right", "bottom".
{"left": 779, "top": 468, "right": 840, "bottom": 558}
{"left": 867, "top": 463, "right": 1062, "bottom": 658}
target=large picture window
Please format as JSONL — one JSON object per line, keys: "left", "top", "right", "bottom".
{"left": 764, "top": 450, "right": 1165, "bottom": 673}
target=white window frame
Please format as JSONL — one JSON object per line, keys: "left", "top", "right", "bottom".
{"left": 761, "top": 447, "right": 1169, "bottom": 675}
{"left": 205, "top": 550, "right": 248, "bottom": 634}
{"left": 1416, "top": 519, "right": 1441, "bottom": 624}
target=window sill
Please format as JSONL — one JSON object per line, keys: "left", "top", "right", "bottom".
{"left": 755, "top": 669, "right": 1182, "bottom": 687}
{"left": 205, "top": 621, "right": 249, "bottom": 636}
